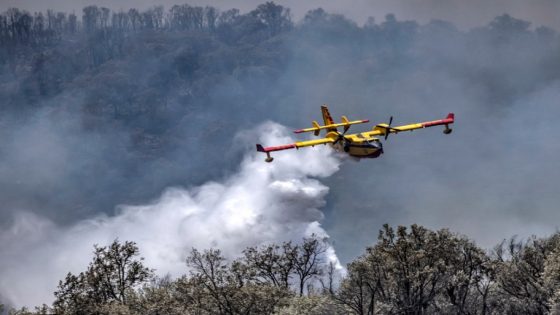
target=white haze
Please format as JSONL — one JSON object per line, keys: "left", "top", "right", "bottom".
{"left": 0, "top": 122, "right": 342, "bottom": 308}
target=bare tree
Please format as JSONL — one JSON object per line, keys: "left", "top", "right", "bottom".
{"left": 243, "top": 241, "right": 297, "bottom": 288}
{"left": 185, "top": 248, "right": 291, "bottom": 314}
{"left": 294, "top": 236, "right": 327, "bottom": 296}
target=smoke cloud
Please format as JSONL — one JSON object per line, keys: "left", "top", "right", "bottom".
{"left": 0, "top": 122, "right": 342, "bottom": 308}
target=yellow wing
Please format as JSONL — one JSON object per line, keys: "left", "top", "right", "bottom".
{"left": 256, "top": 137, "right": 335, "bottom": 162}
{"left": 295, "top": 137, "right": 336, "bottom": 148}
{"left": 362, "top": 113, "right": 455, "bottom": 138}
{"left": 256, "top": 137, "right": 334, "bottom": 153}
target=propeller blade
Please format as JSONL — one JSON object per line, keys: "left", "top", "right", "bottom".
{"left": 333, "top": 136, "right": 340, "bottom": 145}
{"left": 384, "top": 116, "right": 394, "bottom": 140}
{"left": 333, "top": 132, "right": 343, "bottom": 145}
{"left": 333, "top": 131, "right": 352, "bottom": 149}
{"left": 334, "top": 125, "right": 352, "bottom": 144}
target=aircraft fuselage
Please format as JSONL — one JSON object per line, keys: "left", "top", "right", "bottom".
{"left": 330, "top": 139, "right": 383, "bottom": 159}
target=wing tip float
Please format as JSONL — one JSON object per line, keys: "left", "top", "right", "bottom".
{"left": 256, "top": 106, "right": 455, "bottom": 162}
{"left": 423, "top": 112, "right": 454, "bottom": 134}
{"left": 256, "top": 143, "right": 297, "bottom": 162}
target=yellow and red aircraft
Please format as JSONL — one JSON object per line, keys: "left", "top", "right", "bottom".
{"left": 256, "top": 105, "right": 454, "bottom": 162}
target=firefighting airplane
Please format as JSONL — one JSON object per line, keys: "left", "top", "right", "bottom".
{"left": 256, "top": 105, "right": 454, "bottom": 162}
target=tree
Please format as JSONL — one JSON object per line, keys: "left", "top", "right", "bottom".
{"left": 274, "top": 295, "right": 344, "bottom": 315}
{"left": 335, "top": 257, "right": 378, "bottom": 315}
{"left": 90, "top": 240, "right": 152, "bottom": 304}
{"left": 183, "top": 248, "right": 291, "bottom": 314}
{"left": 493, "top": 235, "right": 560, "bottom": 314}
{"left": 128, "top": 275, "right": 185, "bottom": 315}
{"left": 251, "top": 2, "right": 292, "bottom": 36}
{"left": 293, "top": 236, "right": 327, "bottom": 296}
{"left": 242, "top": 241, "right": 297, "bottom": 289}
{"left": 204, "top": 6, "right": 218, "bottom": 31}
{"left": 217, "top": 8, "right": 239, "bottom": 26}
{"left": 336, "top": 225, "right": 492, "bottom": 314}
{"left": 67, "top": 12, "right": 77, "bottom": 33}
{"left": 53, "top": 240, "right": 153, "bottom": 314}
{"left": 82, "top": 6, "right": 100, "bottom": 33}
{"left": 128, "top": 9, "right": 141, "bottom": 31}
{"left": 7, "top": 305, "right": 51, "bottom": 315}
{"left": 489, "top": 14, "right": 531, "bottom": 34}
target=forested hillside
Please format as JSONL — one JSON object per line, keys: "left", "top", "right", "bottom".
{"left": 0, "top": 3, "right": 298, "bottom": 223}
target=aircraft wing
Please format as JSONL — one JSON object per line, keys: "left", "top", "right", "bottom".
{"left": 362, "top": 113, "right": 455, "bottom": 138}
{"left": 256, "top": 137, "right": 335, "bottom": 153}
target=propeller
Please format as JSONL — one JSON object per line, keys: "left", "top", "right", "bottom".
{"left": 376, "top": 116, "right": 401, "bottom": 141}
{"left": 333, "top": 126, "right": 349, "bottom": 144}
{"left": 384, "top": 116, "right": 393, "bottom": 140}
{"left": 333, "top": 129, "right": 351, "bottom": 152}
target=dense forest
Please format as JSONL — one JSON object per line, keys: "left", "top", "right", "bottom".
{"left": 2, "top": 2, "right": 560, "bottom": 314}
{"left": 5, "top": 224, "right": 560, "bottom": 314}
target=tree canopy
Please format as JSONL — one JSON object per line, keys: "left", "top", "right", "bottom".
{"left": 7, "top": 226, "right": 560, "bottom": 314}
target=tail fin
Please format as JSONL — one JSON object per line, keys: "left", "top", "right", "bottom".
{"left": 321, "top": 105, "right": 337, "bottom": 132}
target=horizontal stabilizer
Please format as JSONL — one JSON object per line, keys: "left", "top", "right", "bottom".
{"left": 294, "top": 119, "right": 369, "bottom": 134}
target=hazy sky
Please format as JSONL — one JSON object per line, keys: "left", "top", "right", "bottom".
{"left": 2, "top": 0, "right": 560, "bottom": 30}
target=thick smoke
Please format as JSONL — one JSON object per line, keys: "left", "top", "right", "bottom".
{"left": 261, "top": 15, "right": 560, "bottom": 260}
{"left": 0, "top": 122, "right": 342, "bottom": 308}
{"left": 1, "top": 1, "right": 560, "bottom": 309}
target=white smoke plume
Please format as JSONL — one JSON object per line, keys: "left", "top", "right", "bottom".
{"left": 0, "top": 122, "right": 342, "bottom": 308}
